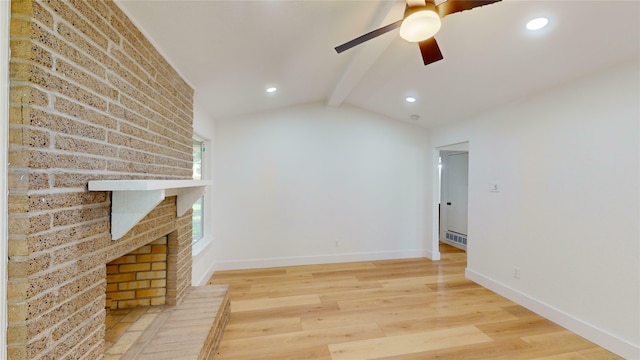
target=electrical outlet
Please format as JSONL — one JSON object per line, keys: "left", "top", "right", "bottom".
{"left": 513, "top": 267, "right": 520, "bottom": 279}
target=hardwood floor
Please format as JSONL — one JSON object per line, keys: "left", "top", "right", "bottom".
{"left": 208, "top": 244, "right": 620, "bottom": 360}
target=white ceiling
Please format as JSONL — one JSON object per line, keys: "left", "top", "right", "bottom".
{"left": 115, "top": 0, "right": 640, "bottom": 128}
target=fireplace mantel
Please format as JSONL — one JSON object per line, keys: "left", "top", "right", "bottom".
{"left": 88, "top": 180, "right": 212, "bottom": 240}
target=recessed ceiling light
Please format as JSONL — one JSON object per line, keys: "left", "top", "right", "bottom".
{"left": 405, "top": 96, "right": 417, "bottom": 103}
{"left": 526, "top": 17, "right": 548, "bottom": 31}
{"left": 266, "top": 87, "right": 277, "bottom": 93}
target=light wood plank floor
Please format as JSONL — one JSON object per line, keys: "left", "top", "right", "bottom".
{"left": 208, "top": 244, "right": 620, "bottom": 360}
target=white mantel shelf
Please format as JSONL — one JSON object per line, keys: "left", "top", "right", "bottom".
{"left": 88, "top": 180, "right": 212, "bottom": 240}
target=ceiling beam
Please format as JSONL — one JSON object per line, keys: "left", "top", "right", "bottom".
{"left": 327, "top": 1, "right": 406, "bottom": 108}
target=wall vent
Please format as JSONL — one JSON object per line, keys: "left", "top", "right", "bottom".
{"left": 446, "top": 231, "right": 467, "bottom": 246}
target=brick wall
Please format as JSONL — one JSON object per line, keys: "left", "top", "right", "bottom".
{"left": 7, "top": 0, "right": 195, "bottom": 359}
{"left": 106, "top": 235, "right": 168, "bottom": 310}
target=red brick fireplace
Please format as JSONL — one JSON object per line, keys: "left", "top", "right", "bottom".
{"left": 7, "top": 0, "right": 199, "bottom": 358}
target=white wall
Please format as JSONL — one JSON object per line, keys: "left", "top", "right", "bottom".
{"left": 191, "top": 102, "right": 217, "bottom": 285}
{"left": 429, "top": 60, "right": 640, "bottom": 358}
{"left": 213, "top": 103, "right": 432, "bottom": 269}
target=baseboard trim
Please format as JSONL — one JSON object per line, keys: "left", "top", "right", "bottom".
{"left": 465, "top": 268, "right": 640, "bottom": 359}
{"left": 425, "top": 249, "right": 441, "bottom": 261}
{"left": 194, "top": 262, "right": 217, "bottom": 286}
{"left": 192, "top": 239, "right": 217, "bottom": 286}
{"left": 214, "top": 249, "right": 428, "bottom": 271}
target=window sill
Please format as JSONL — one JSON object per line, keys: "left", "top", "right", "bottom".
{"left": 192, "top": 235, "right": 213, "bottom": 257}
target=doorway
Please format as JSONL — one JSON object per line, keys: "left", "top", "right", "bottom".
{"left": 437, "top": 144, "right": 469, "bottom": 251}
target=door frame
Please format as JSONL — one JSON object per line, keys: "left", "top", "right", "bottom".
{"left": 431, "top": 142, "right": 469, "bottom": 256}
{"left": 439, "top": 150, "right": 469, "bottom": 250}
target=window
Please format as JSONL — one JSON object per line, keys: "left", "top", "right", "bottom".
{"left": 192, "top": 139, "right": 204, "bottom": 244}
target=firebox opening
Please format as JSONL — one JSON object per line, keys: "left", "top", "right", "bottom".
{"left": 106, "top": 235, "right": 169, "bottom": 310}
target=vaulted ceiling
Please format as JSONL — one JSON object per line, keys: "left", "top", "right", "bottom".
{"left": 115, "top": 0, "right": 640, "bottom": 128}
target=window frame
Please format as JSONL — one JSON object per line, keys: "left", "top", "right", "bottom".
{"left": 192, "top": 137, "right": 205, "bottom": 245}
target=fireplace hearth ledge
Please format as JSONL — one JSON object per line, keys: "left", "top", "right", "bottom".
{"left": 89, "top": 180, "right": 212, "bottom": 240}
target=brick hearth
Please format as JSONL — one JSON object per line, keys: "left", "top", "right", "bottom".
{"left": 105, "top": 285, "right": 230, "bottom": 360}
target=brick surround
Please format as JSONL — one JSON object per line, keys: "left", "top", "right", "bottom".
{"left": 7, "top": 0, "right": 195, "bottom": 359}
{"left": 106, "top": 235, "right": 168, "bottom": 310}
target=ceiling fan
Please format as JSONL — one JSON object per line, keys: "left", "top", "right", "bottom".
{"left": 335, "top": 0, "right": 502, "bottom": 66}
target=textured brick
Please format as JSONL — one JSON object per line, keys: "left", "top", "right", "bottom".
{"left": 29, "top": 150, "right": 107, "bottom": 171}
{"left": 150, "top": 297, "right": 166, "bottom": 306}
{"left": 111, "top": 47, "right": 156, "bottom": 84}
{"left": 11, "top": 40, "right": 52, "bottom": 68}
{"left": 51, "top": 205, "right": 110, "bottom": 227}
{"left": 150, "top": 279, "right": 167, "bottom": 288}
{"left": 121, "top": 40, "right": 157, "bottom": 78}
{"left": 25, "top": 264, "right": 77, "bottom": 298}
{"left": 137, "top": 254, "right": 167, "bottom": 263}
{"left": 8, "top": 0, "right": 194, "bottom": 357}
{"left": 23, "top": 127, "right": 50, "bottom": 148}
{"left": 8, "top": 194, "right": 29, "bottom": 213}
{"left": 136, "top": 288, "right": 165, "bottom": 298}
{"left": 29, "top": 191, "right": 107, "bottom": 212}
{"left": 50, "top": 297, "right": 104, "bottom": 341}
{"left": 68, "top": 0, "right": 120, "bottom": 44}
{"left": 39, "top": 0, "right": 108, "bottom": 49}
{"left": 27, "top": 221, "right": 109, "bottom": 253}
{"left": 11, "top": 15, "right": 32, "bottom": 38}
{"left": 29, "top": 213, "right": 51, "bottom": 234}
{"left": 8, "top": 302, "right": 28, "bottom": 323}
{"left": 31, "top": 66, "right": 107, "bottom": 111}
{"left": 52, "top": 172, "right": 96, "bottom": 188}
{"left": 7, "top": 324, "right": 27, "bottom": 344}
{"left": 109, "top": 291, "right": 136, "bottom": 300}
{"left": 9, "top": 125, "right": 24, "bottom": 146}
{"left": 119, "top": 263, "right": 151, "bottom": 273}
{"left": 42, "top": 22, "right": 108, "bottom": 79}
{"left": 27, "top": 172, "right": 49, "bottom": 190}
{"left": 117, "top": 280, "right": 150, "bottom": 290}
{"left": 32, "top": 1, "right": 54, "bottom": 29}
{"left": 9, "top": 59, "right": 31, "bottom": 83}
{"left": 108, "top": 102, "right": 148, "bottom": 128}
{"left": 31, "top": 108, "right": 107, "bottom": 140}
{"left": 28, "top": 253, "right": 51, "bottom": 275}
{"left": 130, "top": 245, "right": 151, "bottom": 255}
{"left": 55, "top": 59, "right": 118, "bottom": 99}
{"left": 136, "top": 270, "right": 166, "bottom": 281}
{"left": 108, "top": 255, "right": 136, "bottom": 265}
{"left": 10, "top": 85, "right": 47, "bottom": 107}
{"left": 54, "top": 134, "right": 118, "bottom": 157}
{"left": 107, "top": 273, "right": 135, "bottom": 283}
{"left": 151, "top": 262, "right": 167, "bottom": 271}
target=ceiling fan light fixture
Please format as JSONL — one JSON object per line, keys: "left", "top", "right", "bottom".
{"left": 399, "top": 6, "right": 442, "bottom": 43}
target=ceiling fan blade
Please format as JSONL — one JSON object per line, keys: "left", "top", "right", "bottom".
{"left": 335, "top": 19, "right": 403, "bottom": 53}
{"left": 419, "top": 37, "right": 443, "bottom": 66}
{"left": 437, "top": 0, "right": 501, "bottom": 18}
